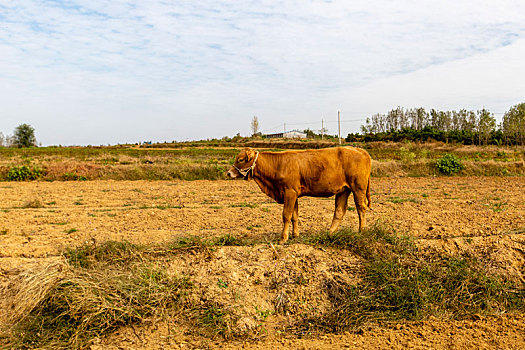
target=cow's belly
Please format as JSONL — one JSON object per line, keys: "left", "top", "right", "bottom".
{"left": 300, "top": 183, "right": 348, "bottom": 197}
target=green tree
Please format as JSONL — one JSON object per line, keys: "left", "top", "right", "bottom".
{"left": 13, "top": 123, "right": 37, "bottom": 148}
{"left": 502, "top": 103, "right": 525, "bottom": 145}
{"left": 407, "top": 107, "right": 428, "bottom": 130}
{"left": 302, "top": 128, "right": 314, "bottom": 138}
{"left": 477, "top": 109, "right": 496, "bottom": 145}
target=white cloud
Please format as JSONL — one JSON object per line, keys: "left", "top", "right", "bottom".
{"left": 0, "top": 0, "right": 524, "bottom": 144}
{"left": 341, "top": 38, "right": 525, "bottom": 133}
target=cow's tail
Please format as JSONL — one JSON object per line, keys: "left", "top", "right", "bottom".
{"left": 366, "top": 176, "right": 371, "bottom": 209}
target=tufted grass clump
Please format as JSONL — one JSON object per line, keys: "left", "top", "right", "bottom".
{"left": 303, "top": 224, "right": 525, "bottom": 332}
{"left": 305, "top": 222, "right": 415, "bottom": 259}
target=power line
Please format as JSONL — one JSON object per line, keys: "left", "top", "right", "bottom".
{"left": 261, "top": 118, "right": 367, "bottom": 134}
{"left": 286, "top": 121, "right": 321, "bottom": 126}
{"left": 260, "top": 123, "right": 286, "bottom": 133}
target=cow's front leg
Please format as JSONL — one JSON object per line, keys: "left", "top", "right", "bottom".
{"left": 280, "top": 190, "right": 297, "bottom": 244}
{"left": 291, "top": 199, "right": 299, "bottom": 238}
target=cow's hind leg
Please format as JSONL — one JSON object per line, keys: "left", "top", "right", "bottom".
{"left": 280, "top": 190, "right": 297, "bottom": 244}
{"left": 329, "top": 188, "right": 351, "bottom": 234}
{"left": 291, "top": 199, "right": 299, "bottom": 238}
{"left": 353, "top": 186, "right": 368, "bottom": 232}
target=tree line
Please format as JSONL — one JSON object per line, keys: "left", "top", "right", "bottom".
{"left": 346, "top": 103, "right": 525, "bottom": 145}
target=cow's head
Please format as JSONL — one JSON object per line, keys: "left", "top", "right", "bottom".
{"left": 227, "top": 148, "right": 258, "bottom": 180}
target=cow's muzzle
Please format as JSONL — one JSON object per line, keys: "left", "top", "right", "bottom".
{"left": 227, "top": 167, "right": 241, "bottom": 179}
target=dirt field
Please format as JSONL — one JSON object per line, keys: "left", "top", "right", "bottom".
{"left": 1, "top": 177, "right": 525, "bottom": 349}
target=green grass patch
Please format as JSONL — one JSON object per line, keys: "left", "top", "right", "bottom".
{"left": 138, "top": 204, "right": 183, "bottom": 210}
{"left": 492, "top": 201, "right": 508, "bottom": 212}
{"left": 213, "top": 233, "right": 245, "bottom": 246}
{"left": 387, "top": 196, "right": 420, "bottom": 204}
{"left": 62, "top": 172, "right": 87, "bottom": 181}
{"left": 155, "top": 204, "right": 183, "bottom": 210}
{"left": 51, "top": 221, "right": 69, "bottom": 226}
{"left": 166, "top": 235, "right": 208, "bottom": 251}
{"left": 230, "top": 202, "right": 258, "bottom": 208}
{"left": 197, "top": 302, "right": 235, "bottom": 337}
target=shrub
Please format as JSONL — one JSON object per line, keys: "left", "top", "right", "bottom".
{"left": 436, "top": 154, "right": 464, "bottom": 175}
{"left": 7, "top": 166, "right": 44, "bottom": 181}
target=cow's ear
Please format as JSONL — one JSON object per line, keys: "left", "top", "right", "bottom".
{"left": 246, "top": 148, "right": 256, "bottom": 161}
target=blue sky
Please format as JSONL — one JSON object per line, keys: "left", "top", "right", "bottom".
{"left": 1, "top": 0, "right": 525, "bottom": 145}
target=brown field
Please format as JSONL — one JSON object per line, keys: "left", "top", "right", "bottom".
{"left": 1, "top": 177, "right": 525, "bottom": 349}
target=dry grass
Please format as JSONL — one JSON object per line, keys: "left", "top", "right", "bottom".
{"left": 3, "top": 262, "right": 68, "bottom": 327}
{"left": 464, "top": 160, "right": 525, "bottom": 176}
{"left": 21, "top": 198, "right": 44, "bottom": 209}
{"left": 44, "top": 161, "right": 102, "bottom": 180}
{"left": 1, "top": 244, "right": 190, "bottom": 349}
{"left": 371, "top": 160, "right": 406, "bottom": 177}
{"left": 372, "top": 159, "right": 525, "bottom": 177}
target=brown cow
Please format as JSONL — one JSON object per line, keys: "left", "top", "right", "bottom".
{"left": 227, "top": 147, "right": 371, "bottom": 243}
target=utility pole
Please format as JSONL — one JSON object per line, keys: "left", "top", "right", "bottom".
{"left": 284, "top": 123, "right": 286, "bottom": 133}
{"left": 338, "top": 111, "right": 341, "bottom": 145}
{"left": 321, "top": 119, "right": 324, "bottom": 140}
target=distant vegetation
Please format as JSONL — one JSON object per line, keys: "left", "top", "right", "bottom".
{"left": 0, "top": 146, "right": 238, "bottom": 181}
{"left": 0, "top": 141, "right": 524, "bottom": 181}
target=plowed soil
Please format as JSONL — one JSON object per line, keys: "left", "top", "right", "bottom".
{"left": 1, "top": 177, "right": 525, "bottom": 349}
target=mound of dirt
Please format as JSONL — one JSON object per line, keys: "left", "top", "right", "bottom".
{"left": 166, "top": 244, "right": 361, "bottom": 336}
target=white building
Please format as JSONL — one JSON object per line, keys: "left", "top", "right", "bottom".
{"left": 266, "top": 130, "right": 307, "bottom": 139}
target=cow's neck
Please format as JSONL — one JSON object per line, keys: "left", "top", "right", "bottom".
{"left": 251, "top": 153, "right": 282, "bottom": 203}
